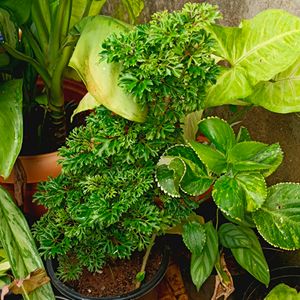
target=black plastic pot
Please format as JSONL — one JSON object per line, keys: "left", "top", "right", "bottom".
{"left": 46, "top": 247, "right": 169, "bottom": 300}
{"left": 243, "top": 266, "right": 300, "bottom": 300}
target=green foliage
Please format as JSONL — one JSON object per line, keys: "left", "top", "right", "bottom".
{"left": 265, "top": 283, "right": 300, "bottom": 299}
{"left": 101, "top": 2, "right": 221, "bottom": 118}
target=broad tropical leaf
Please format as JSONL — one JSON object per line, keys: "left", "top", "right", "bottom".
{"left": 69, "top": 16, "right": 147, "bottom": 122}
{"left": 205, "top": 10, "right": 300, "bottom": 107}
{"left": 253, "top": 183, "right": 300, "bottom": 250}
{"left": 0, "top": 187, "right": 55, "bottom": 300}
{"left": 0, "top": 0, "right": 32, "bottom": 24}
{"left": 198, "top": 117, "right": 236, "bottom": 153}
{"left": 230, "top": 227, "right": 269, "bottom": 285}
{"left": 265, "top": 283, "right": 300, "bottom": 299}
{"left": 183, "top": 221, "right": 206, "bottom": 256}
{"left": 71, "top": 92, "right": 98, "bottom": 122}
{"left": 218, "top": 223, "right": 251, "bottom": 249}
{"left": 212, "top": 175, "right": 245, "bottom": 221}
{"left": 190, "top": 222, "right": 218, "bottom": 291}
{"left": 112, "top": 0, "right": 144, "bottom": 24}
{"left": 0, "top": 80, "right": 23, "bottom": 179}
{"left": 247, "top": 57, "right": 300, "bottom": 113}
{"left": 183, "top": 110, "right": 203, "bottom": 142}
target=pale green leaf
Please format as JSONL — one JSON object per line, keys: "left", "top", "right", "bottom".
{"left": 231, "top": 227, "right": 269, "bottom": 285}
{"left": 212, "top": 175, "right": 245, "bottom": 221}
{"left": 253, "top": 183, "right": 300, "bottom": 250}
{"left": 69, "top": 16, "right": 147, "bottom": 122}
{"left": 235, "top": 172, "right": 267, "bottom": 212}
{"left": 205, "top": 10, "right": 300, "bottom": 107}
{"left": 265, "top": 283, "right": 300, "bottom": 300}
{"left": 183, "top": 222, "right": 206, "bottom": 256}
{"left": 189, "top": 141, "right": 227, "bottom": 175}
{"left": 183, "top": 110, "right": 203, "bottom": 142}
{"left": 247, "top": 57, "right": 300, "bottom": 113}
{"left": 0, "top": 187, "right": 55, "bottom": 300}
{"left": 113, "top": 0, "right": 144, "bottom": 24}
{"left": 198, "top": 117, "right": 236, "bottom": 153}
{"left": 190, "top": 222, "right": 218, "bottom": 291}
{"left": 0, "top": 80, "right": 23, "bottom": 179}
{"left": 71, "top": 92, "right": 98, "bottom": 122}
{"left": 218, "top": 223, "right": 251, "bottom": 249}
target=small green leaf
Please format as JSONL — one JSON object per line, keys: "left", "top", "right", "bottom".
{"left": 190, "top": 222, "right": 218, "bottom": 291}
{"left": 182, "top": 222, "right": 206, "bottom": 256}
{"left": 218, "top": 223, "right": 251, "bottom": 248}
{"left": 212, "top": 175, "right": 245, "bottom": 221}
{"left": 236, "top": 127, "right": 251, "bottom": 142}
{"left": 231, "top": 227, "right": 269, "bottom": 285}
{"left": 253, "top": 183, "right": 300, "bottom": 250}
{"left": 265, "top": 283, "right": 300, "bottom": 299}
{"left": 189, "top": 141, "right": 227, "bottom": 175}
{"left": 183, "top": 110, "right": 203, "bottom": 142}
{"left": 135, "top": 271, "right": 145, "bottom": 283}
{"left": 198, "top": 117, "right": 236, "bottom": 153}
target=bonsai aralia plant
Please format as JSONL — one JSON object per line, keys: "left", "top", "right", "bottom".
{"left": 32, "top": 3, "right": 221, "bottom": 297}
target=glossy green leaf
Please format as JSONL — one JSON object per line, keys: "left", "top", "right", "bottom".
{"left": 0, "top": 0, "right": 32, "bottom": 24}
{"left": 183, "top": 221, "right": 206, "bottom": 256}
{"left": 222, "top": 211, "right": 256, "bottom": 228}
{"left": 198, "top": 117, "right": 236, "bottom": 153}
{"left": 218, "top": 223, "right": 251, "bottom": 249}
{"left": 247, "top": 57, "right": 300, "bottom": 113}
{"left": 212, "top": 175, "right": 245, "bottom": 221}
{"left": 265, "top": 283, "right": 300, "bottom": 299}
{"left": 235, "top": 172, "right": 267, "bottom": 212}
{"left": 205, "top": 10, "right": 300, "bottom": 107}
{"left": 253, "top": 183, "right": 300, "bottom": 250}
{"left": 231, "top": 227, "right": 270, "bottom": 285}
{"left": 0, "top": 80, "right": 23, "bottom": 179}
{"left": 70, "top": 0, "right": 106, "bottom": 28}
{"left": 69, "top": 16, "right": 147, "bottom": 122}
{"left": 183, "top": 110, "right": 203, "bottom": 142}
{"left": 0, "top": 187, "right": 55, "bottom": 300}
{"left": 189, "top": 140, "right": 227, "bottom": 175}
{"left": 0, "top": 8, "right": 18, "bottom": 53}
{"left": 190, "top": 222, "right": 218, "bottom": 291}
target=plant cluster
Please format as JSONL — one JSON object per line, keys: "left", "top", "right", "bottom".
{"left": 156, "top": 117, "right": 300, "bottom": 290}
{"left": 33, "top": 3, "right": 221, "bottom": 282}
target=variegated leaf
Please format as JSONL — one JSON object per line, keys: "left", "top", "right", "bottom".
{"left": 190, "top": 222, "right": 218, "bottom": 291}
{"left": 198, "top": 117, "right": 236, "bottom": 153}
{"left": 183, "top": 221, "right": 206, "bottom": 256}
{"left": 253, "top": 183, "right": 300, "bottom": 250}
{"left": 231, "top": 227, "right": 270, "bottom": 285}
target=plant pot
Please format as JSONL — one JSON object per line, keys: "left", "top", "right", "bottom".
{"left": 0, "top": 79, "right": 87, "bottom": 219}
{"left": 243, "top": 266, "right": 300, "bottom": 300}
{"left": 46, "top": 247, "right": 169, "bottom": 300}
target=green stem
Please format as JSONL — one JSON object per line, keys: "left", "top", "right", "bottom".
{"left": 2, "top": 43, "right": 51, "bottom": 87}
{"left": 21, "top": 285, "right": 30, "bottom": 300}
{"left": 135, "top": 233, "right": 157, "bottom": 289}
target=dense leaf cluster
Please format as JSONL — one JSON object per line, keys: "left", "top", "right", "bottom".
{"left": 33, "top": 3, "right": 220, "bottom": 281}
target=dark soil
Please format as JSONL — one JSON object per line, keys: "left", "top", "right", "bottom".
{"left": 67, "top": 250, "right": 162, "bottom": 298}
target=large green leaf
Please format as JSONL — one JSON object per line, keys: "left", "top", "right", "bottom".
{"left": 0, "top": 0, "right": 32, "bottom": 24}
{"left": 265, "top": 283, "right": 300, "bottom": 299}
{"left": 198, "top": 117, "right": 236, "bottom": 153}
{"left": 112, "top": 0, "right": 144, "bottom": 24}
{"left": 212, "top": 175, "right": 245, "bottom": 221}
{"left": 182, "top": 221, "right": 206, "bottom": 256}
{"left": 0, "top": 80, "right": 23, "bottom": 179}
{"left": 69, "top": 15, "right": 147, "bottom": 122}
{"left": 218, "top": 223, "right": 251, "bottom": 249}
{"left": 205, "top": 9, "right": 300, "bottom": 107}
{"left": 253, "top": 183, "right": 300, "bottom": 250}
{"left": 190, "top": 222, "right": 218, "bottom": 291}
{"left": 247, "top": 57, "right": 300, "bottom": 113}
{"left": 0, "top": 187, "right": 55, "bottom": 300}
{"left": 231, "top": 226, "right": 270, "bottom": 285}
{"left": 70, "top": 0, "right": 107, "bottom": 29}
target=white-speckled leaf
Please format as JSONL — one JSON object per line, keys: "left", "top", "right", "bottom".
{"left": 253, "top": 183, "right": 300, "bottom": 250}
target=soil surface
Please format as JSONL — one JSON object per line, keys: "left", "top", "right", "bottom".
{"left": 67, "top": 249, "right": 162, "bottom": 298}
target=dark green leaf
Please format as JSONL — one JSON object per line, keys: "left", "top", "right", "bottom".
{"left": 190, "top": 222, "right": 218, "bottom": 291}
{"left": 0, "top": 0, "right": 32, "bottom": 24}
{"left": 218, "top": 223, "right": 251, "bottom": 248}
{"left": 183, "top": 221, "right": 206, "bottom": 256}
{"left": 236, "top": 126, "right": 251, "bottom": 142}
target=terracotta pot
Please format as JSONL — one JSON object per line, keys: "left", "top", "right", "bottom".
{"left": 0, "top": 79, "right": 87, "bottom": 219}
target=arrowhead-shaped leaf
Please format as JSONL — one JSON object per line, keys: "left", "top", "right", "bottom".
{"left": 253, "top": 183, "right": 300, "bottom": 250}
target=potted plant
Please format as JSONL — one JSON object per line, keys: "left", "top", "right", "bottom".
{"left": 0, "top": 0, "right": 145, "bottom": 216}
{"left": 32, "top": 3, "right": 222, "bottom": 299}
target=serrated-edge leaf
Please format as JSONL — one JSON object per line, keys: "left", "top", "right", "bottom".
{"left": 182, "top": 222, "right": 206, "bottom": 256}
{"left": 190, "top": 222, "right": 218, "bottom": 291}
{"left": 218, "top": 223, "right": 251, "bottom": 248}
{"left": 253, "top": 183, "right": 300, "bottom": 250}
{"left": 231, "top": 227, "right": 270, "bottom": 285}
